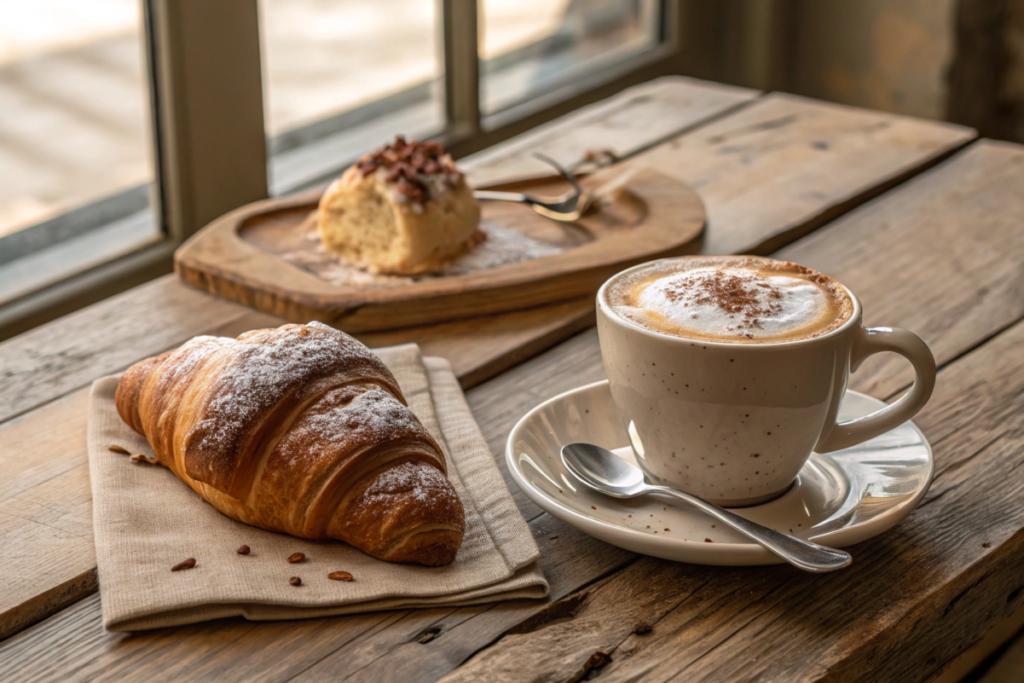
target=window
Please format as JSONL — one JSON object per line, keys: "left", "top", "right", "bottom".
{"left": 0, "top": 0, "right": 683, "bottom": 339}
{"left": 259, "top": 0, "right": 445, "bottom": 194}
{"left": 0, "top": 0, "right": 158, "bottom": 304}
{"left": 480, "top": 0, "right": 662, "bottom": 115}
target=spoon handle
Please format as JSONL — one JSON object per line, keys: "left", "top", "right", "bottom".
{"left": 648, "top": 486, "right": 852, "bottom": 573}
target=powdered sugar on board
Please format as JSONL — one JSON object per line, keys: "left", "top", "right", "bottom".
{"left": 274, "top": 220, "right": 568, "bottom": 289}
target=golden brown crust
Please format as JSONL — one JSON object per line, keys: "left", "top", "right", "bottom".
{"left": 115, "top": 322, "right": 465, "bottom": 566}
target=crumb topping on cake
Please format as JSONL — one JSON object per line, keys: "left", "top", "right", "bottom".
{"left": 355, "top": 136, "right": 462, "bottom": 204}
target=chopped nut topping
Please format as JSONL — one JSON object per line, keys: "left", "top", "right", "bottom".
{"left": 355, "top": 136, "right": 462, "bottom": 204}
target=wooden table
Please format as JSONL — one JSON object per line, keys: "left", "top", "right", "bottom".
{"left": 2, "top": 76, "right": 1023, "bottom": 683}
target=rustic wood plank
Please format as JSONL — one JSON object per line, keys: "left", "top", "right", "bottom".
{"left": 359, "top": 297, "right": 595, "bottom": 391}
{"left": 441, "top": 314, "right": 1024, "bottom": 683}
{"left": 929, "top": 606, "right": 1024, "bottom": 683}
{"left": 0, "top": 281, "right": 283, "bottom": 426}
{"left": 461, "top": 76, "right": 759, "bottom": 186}
{"left": 978, "top": 623, "right": 1024, "bottom": 683}
{"left": 774, "top": 140, "right": 1024, "bottom": 400}
{"left": 635, "top": 91, "right": 976, "bottom": 256}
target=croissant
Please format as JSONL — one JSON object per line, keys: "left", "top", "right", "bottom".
{"left": 115, "top": 322, "right": 464, "bottom": 566}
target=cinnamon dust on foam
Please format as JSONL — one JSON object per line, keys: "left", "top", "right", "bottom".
{"left": 608, "top": 256, "right": 854, "bottom": 343}
{"left": 662, "top": 269, "right": 785, "bottom": 339}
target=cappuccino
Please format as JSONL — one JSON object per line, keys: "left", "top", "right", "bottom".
{"left": 605, "top": 256, "right": 853, "bottom": 344}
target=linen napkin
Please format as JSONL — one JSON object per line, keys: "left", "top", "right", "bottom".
{"left": 87, "top": 344, "right": 547, "bottom": 631}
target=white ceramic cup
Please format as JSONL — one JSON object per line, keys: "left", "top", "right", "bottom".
{"left": 596, "top": 257, "right": 937, "bottom": 507}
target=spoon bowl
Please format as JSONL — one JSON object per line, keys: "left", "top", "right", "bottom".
{"left": 560, "top": 442, "right": 852, "bottom": 573}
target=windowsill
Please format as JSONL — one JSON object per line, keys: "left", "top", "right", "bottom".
{"left": 0, "top": 208, "right": 161, "bottom": 309}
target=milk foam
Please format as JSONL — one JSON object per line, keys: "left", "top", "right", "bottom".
{"left": 608, "top": 258, "right": 853, "bottom": 343}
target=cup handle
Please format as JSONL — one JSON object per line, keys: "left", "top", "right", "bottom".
{"left": 815, "top": 327, "right": 936, "bottom": 454}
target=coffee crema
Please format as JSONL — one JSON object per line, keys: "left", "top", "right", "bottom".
{"left": 605, "top": 256, "right": 854, "bottom": 344}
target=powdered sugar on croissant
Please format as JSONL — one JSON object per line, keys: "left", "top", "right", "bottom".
{"left": 115, "top": 322, "right": 464, "bottom": 566}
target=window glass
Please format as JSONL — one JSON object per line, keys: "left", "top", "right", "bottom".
{"left": 480, "top": 0, "right": 662, "bottom": 115}
{"left": 0, "top": 0, "right": 154, "bottom": 247}
{"left": 259, "top": 0, "right": 444, "bottom": 188}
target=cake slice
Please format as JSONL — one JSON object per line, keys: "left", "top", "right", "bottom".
{"left": 317, "top": 137, "right": 482, "bottom": 275}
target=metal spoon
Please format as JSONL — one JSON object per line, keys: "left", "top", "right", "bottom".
{"left": 560, "top": 443, "right": 852, "bottom": 573}
{"left": 474, "top": 153, "right": 592, "bottom": 222}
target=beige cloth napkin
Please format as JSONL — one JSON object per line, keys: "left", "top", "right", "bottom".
{"left": 87, "top": 344, "right": 547, "bottom": 631}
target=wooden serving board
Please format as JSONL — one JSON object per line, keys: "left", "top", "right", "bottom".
{"left": 174, "top": 166, "right": 705, "bottom": 332}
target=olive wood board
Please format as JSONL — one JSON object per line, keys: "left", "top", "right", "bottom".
{"left": 173, "top": 166, "right": 706, "bottom": 332}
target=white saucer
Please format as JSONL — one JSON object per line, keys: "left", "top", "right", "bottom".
{"left": 506, "top": 380, "right": 933, "bottom": 566}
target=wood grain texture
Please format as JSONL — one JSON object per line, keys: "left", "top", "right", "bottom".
{"left": 774, "top": 140, "right": 1024, "bottom": 400}
{"left": 358, "top": 297, "right": 595, "bottom": 393}
{"left": 0, "top": 280, "right": 283, "bottom": 425}
{"left": 174, "top": 168, "right": 705, "bottom": 329}
{"left": 634, "top": 92, "right": 976, "bottom": 257}
{"left": 929, "top": 606, "right": 1024, "bottom": 683}
{"left": 978, "top": 624, "right": 1024, "bottom": 683}
{"left": 0, "top": 389, "right": 96, "bottom": 642}
{"left": 461, "top": 76, "right": 759, "bottom": 187}
{"left": 441, "top": 315, "right": 1024, "bottom": 683}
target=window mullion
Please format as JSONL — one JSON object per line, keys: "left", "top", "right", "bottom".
{"left": 149, "top": 0, "right": 269, "bottom": 242}
{"left": 441, "top": 0, "right": 481, "bottom": 141}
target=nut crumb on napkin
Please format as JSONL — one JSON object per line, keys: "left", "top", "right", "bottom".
{"left": 171, "top": 558, "right": 196, "bottom": 572}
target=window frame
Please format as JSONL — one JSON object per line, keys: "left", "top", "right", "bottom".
{"left": 0, "top": 0, "right": 716, "bottom": 340}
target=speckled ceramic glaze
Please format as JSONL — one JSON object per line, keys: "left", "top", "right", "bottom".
{"left": 506, "top": 381, "right": 933, "bottom": 566}
{"left": 597, "top": 258, "right": 936, "bottom": 506}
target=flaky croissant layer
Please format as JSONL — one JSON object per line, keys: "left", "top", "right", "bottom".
{"left": 116, "top": 322, "right": 465, "bottom": 566}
